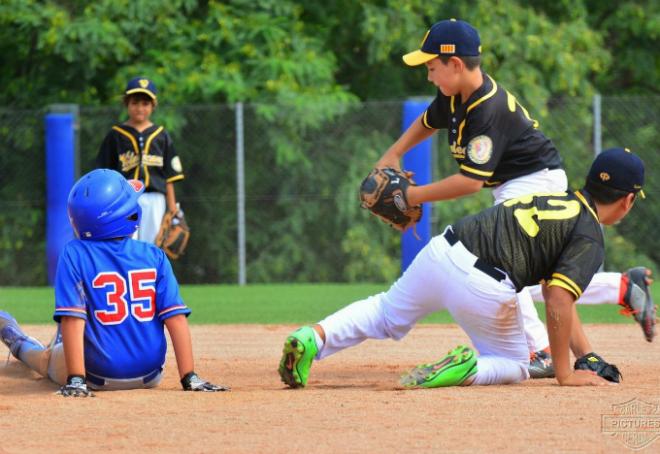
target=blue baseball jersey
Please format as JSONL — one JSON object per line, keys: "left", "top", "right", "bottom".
{"left": 53, "top": 238, "right": 190, "bottom": 380}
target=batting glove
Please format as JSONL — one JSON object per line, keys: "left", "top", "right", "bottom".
{"left": 181, "top": 371, "right": 230, "bottom": 392}
{"left": 57, "top": 375, "right": 94, "bottom": 397}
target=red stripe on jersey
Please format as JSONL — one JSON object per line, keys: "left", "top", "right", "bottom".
{"left": 55, "top": 307, "right": 87, "bottom": 314}
{"left": 158, "top": 305, "right": 188, "bottom": 317}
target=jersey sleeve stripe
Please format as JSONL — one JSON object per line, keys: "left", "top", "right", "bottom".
{"left": 158, "top": 305, "right": 189, "bottom": 317}
{"left": 547, "top": 279, "right": 580, "bottom": 299}
{"left": 551, "top": 273, "right": 583, "bottom": 297}
{"left": 54, "top": 307, "right": 87, "bottom": 314}
{"left": 459, "top": 164, "right": 494, "bottom": 177}
{"left": 421, "top": 111, "right": 433, "bottom": 129}
{"left": 166, "top": 175, "right": 185, "bottom": 183}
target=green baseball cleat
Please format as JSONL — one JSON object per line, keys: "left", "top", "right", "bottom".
{"left": 400, "top": 344, "right": 478, "bottom": 388}
{"left": 278, "top": 326, "right": 319, "bottom": 388}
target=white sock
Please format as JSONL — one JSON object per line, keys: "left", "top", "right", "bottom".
{"left": 313, "top": 328, "right": 324, "bottom": 351}
{"left": 471, "top": 356, "right": 528, "bottom": 385}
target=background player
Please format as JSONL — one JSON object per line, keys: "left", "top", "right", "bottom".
{"left": 375, "top": 19, "right": 652, "bottom": 377}
{"left": 96, "top": 77, "right": 185, "bottom": 244}
{"left": 0, "top": 169, "right": 227, "bottom": 396}
{"left": 279, "top": 148, "right": 649, "bottom": 388}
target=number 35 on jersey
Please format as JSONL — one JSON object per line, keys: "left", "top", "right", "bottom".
{"left": 92, "top": 269, "right": 157, "bottom": 325}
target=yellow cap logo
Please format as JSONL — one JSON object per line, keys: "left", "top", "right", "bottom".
{"left": 600, "top": 172, "right": 610, "bottom": 181}
{"left": 139, "top": 79, "right": 149, "bottom": 88}
{"left": 440, "top": 44, "right": 456, "bottom": 54}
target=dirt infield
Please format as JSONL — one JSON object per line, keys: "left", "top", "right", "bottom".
{"left": 1, "top": 324, "right": 658, "bottom": 453}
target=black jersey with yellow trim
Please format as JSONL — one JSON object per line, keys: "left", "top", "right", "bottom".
{"left": 452, "top": 190, "right": 604, "bottom": 296}
{"left": 422, "top": 72, "right": 562, "bottom": 186}
{"left": 96, "top": 123, "right": 184, "bottom": 195}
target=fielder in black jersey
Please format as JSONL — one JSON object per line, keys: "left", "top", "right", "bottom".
{"left": 96, "top": 77, "right": 184, "bottom": 244}
{"left": 375, "top": 18, "right": 653, "bottom": 379}
{"left": 422, "top": 72, "right": 561, "bottom": 187}
{"left": 380, "top": 18, "right": 564, "bottom": 203}
{"left": 97, "top": 124, "right": 184, "bottom": 195}
{"left": 278, "top": 147, "right": 647, "bottom": 388}
{"left": 454, "top": 190, "right": 603, "bottom": 297}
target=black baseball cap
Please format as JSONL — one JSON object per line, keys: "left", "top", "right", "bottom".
{"left": 588, "top": 147, "right": 645, "bottom": 198}
{"left": 403, "top": 19, "right": 481, "bottom": 66}
{"left": 125, "top": 77, "right": 157, "bottom": 101}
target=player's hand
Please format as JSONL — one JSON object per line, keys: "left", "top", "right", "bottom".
{"left": 181, "top": 372, "right": 230, "bottom": 392}
{"left": 375, "top": 153, "right": 401, "bottom": 171}
{"left": 557, "top": 370, "right": 613, "bottom": 387}
{"left": 57, "top": 375, "right": 94, "bottom": 397}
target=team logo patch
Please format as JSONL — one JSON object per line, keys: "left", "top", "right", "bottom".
{"left": 139, "top": 79, "right": 149, "bottom": 88}
{"left": 467, "top": 135, "right": 493, "bottom": 164}
{"left": 600, "top": 172, "right": 611, "bottom": 182}
{"left": 171, "top": 156, "right": 183, "bottom": 173}
{"left": 128, "top": 179, "right": 144, "bottom": 193}
{"left": 440, "top": 44, "right": 456, "bottom": 54}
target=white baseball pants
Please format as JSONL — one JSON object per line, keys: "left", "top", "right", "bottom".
{"left": 318, "top": 228, "right": 529, "bottom": 385}
{"left": 135, "top": 192, "right": 166, "bottom": 244}
{"left": 14, "top": 325, "right": 162, "bottom": 390}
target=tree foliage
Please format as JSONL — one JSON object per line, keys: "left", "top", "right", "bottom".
{"left": 0, "top": 0, "right": 657, "bottom": 284}
{"left": 1, "top": 0, "right": 657, "bottom": 108}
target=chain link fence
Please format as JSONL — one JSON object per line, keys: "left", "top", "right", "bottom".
{"left": 1, "top": 96, "right": 657, "bottom": 285}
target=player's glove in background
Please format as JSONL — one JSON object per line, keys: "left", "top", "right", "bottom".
{"left": 155, "top": 207, "right": 190, "bottom": 260}
{"left": 573, "top": 352, "right": 622, "bottom": 383}
{"left": 181, "top": 371, "right": 230, "bottom": 392}
{"left": 57, "top": 375, "right": 94, "bottom": 397}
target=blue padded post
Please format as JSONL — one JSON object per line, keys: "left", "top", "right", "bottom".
{"left": 401, "top": 100, "right": 432, "bottom": 272}
{"left": 45, "top": 113, "right": 76, "bottom": 285}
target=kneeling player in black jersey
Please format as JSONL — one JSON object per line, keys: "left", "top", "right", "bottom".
{"left": 279, "top": 147, "right": 650, "bottom": 388}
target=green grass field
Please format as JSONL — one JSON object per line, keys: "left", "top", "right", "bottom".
{"left": 1, "top": 283, "right": 656, "bottom": 325}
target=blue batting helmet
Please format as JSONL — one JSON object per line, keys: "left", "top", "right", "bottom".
{"left": 67, "top": 169, "right": 144, "bottom": 240}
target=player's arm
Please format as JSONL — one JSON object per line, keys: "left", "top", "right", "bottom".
{"left": 57, "top": 316, "right": 94, "bottom": 397}
{"left": 164, "top": 314, "right": 230, "bottom": 392}
{"left": 96, "top": 131, "right": 118, "bottom": 169}
{"left": 543, "top": 285, "right": 607, "bottom": 386}
{"left": 61, "top": 316, "right": 85, "bottom": 376}
{"left": 568, "top": 304, "right": 592, "bottom": 358}
{"left": 407, "top": 173, "right": 484, "bottom": 205}
{"left": 165, "top": 182, "right": 177, "bottom": 213}
{"left": 376, "top": 114, "right": 436, "bottom": 169}
{"left": 164, "top": 314, "right": 195, "bottom": 378}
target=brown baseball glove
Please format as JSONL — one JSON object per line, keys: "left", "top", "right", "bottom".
{"left": 155, "top": 209, "right": 190, "bottom": 260}
{"left": 359, "top": 167, "right": 422, "bottom": 232}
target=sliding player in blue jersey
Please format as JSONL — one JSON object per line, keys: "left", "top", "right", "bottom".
{"left": 0, "top": 169, "right": 228, "bottom": 396}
